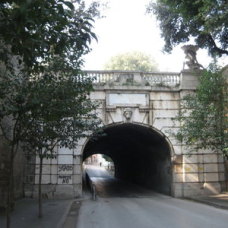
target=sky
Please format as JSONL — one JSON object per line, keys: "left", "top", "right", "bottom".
{"left": 83, "top": 0, "right": 225, "bottom": 72}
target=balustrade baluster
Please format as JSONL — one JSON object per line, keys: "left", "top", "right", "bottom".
{"left": 83, "top": 71, "right": 180, "bottom": 87}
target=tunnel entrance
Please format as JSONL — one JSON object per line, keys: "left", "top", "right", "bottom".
{"left": 83, "top": 123, "right": 173, "bottom": 195}
{"left": 83, "top": 154, "right": 115, "bottom": 177}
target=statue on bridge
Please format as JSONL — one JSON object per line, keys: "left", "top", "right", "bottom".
{"left": 182, "top": 45, "right": 204, "bottom": 70}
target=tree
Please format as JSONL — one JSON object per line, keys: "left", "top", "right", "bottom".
{"left": 104, "top": 51, "right": 158, "bottom": 72}
{"left": 102, "top": 154, "right": 113, "bottom": 162}
{"left": 147, "top": 0, "right": 228, "bottom": 57}
{"left": 20, "top": 60, "right": 101, "bottom": 218}
{"left": 0, "top": 60, "right": 101, "bottom": 220}
{"left": 174, "top": 64, "right": 228, "bottom": 156}
{"left": 0, "top": 1, "right": 101, "bottom": 227}
{"left": 0, "top": 0, "right": 99, "bottom": 73}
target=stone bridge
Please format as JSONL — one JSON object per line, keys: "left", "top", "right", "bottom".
{"left": 26, "top": 70, "right": 226, "bottom": 198}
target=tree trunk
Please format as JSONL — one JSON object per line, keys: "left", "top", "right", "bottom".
{"left": 38, "top": 156, "right": 43, "bottom": 218}
{"left": 6, "top": 145, "right": 15, "bottom": 228}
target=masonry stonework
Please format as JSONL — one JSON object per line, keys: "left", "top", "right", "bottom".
{"left": 25, "top": 70, "right": 226, "bottom": 198}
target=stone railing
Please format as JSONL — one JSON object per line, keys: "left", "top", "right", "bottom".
{"left": 142, "top": 72, "right": 180, "bottom": 87}
{"left": 84, "top": 70, "right": 180, "bottom": 87}
{"left": 84, "top": 70, "right": 116, "bottom": 84}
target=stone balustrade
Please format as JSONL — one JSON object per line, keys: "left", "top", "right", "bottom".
{"left": 84, "top": 70, "right": 116, "bottom": 84}
{"left": 84, "top": 70, "right": 180, "bottom": 87}
{"left": 142, "top": 72, "right": 180, "bottom": 87}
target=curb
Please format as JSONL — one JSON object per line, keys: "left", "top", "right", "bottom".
{"left": 57, "top": 200, "right": 75, "bottom": 228}
{"left": 62, "top": 200, "right": 82, "bottom": 228}
{"left": 185, "top": 197, "right": 228, "bottom": 210}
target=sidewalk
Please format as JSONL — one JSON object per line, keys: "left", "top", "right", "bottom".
{"left": 1, "top": 192, "right": 228, "bottom": 228}
{"left": 187, "top": 192, "right": 228, "bottom": 210}
{"left": 0, "top": 198, "right": 74, "bottom": 228}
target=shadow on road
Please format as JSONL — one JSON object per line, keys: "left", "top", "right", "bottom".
{"left": 84, "top": 165, "right": 159, "bottom": 198}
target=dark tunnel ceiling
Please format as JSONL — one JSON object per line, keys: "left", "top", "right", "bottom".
{"left": 83, "top": 123, "right": 172, "bottom": 195}
{"left": 83, "top": 123, "right": 170, "bottom": 161}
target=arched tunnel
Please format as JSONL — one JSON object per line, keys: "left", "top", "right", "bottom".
{"left": 83, "top": 123, "right": 173, "bottom": 195}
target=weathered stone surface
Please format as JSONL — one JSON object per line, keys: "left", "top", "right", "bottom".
{"left": 183, "top": 154, "right": 200, "bottom": 163}
{"left": 51, "top": 164, "right": 57, "bottom": 174}
{"left": 58, "top": 155, "right": 73, "bottom": 164}
{"left": 184, "top": 164, "right": 198, "bottom": 173}
{"left": 90, "top": 91, "right": 106, "bottom": 100}
{"left": 180, "top": 71, "right": 199, "bottom": 90}
{"left": 51, "top": 174, "right": 57, "bottom": 184}
{"left": 54, "top": 185, "right": 75, "bottom": 199}
{"left": 150, "top": 92, "right": 180, "bottom": 100}
{"left": 107, "top": 93, "right": 149, "bottom": 106}
{"left": 204, "top": 164, "right": 219, "bottom": 173}
{"left": 205, "top": 173, "right": 219, "bottom": 182}
{"left": 73, "top": 174, "right": 81, "bottom": 184}
{"left": 203, "top": 154, "right": 218, "bottom": 163}
{"left": 153, "top": 109, "right": 179, "bottom": 118}
{"left": 73, "top": 165, "right": 81, "bottom": 174}
{"left": 153, "top": 100, "right": 179, "bottom": 109}
{"left": 172, "top": 145, "right": 182, "bottom": 155}
{"left": 25, "top": 70, "right": 226, "bottom": 199}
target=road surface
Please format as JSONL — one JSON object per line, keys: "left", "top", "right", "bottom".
{"left": 77, "top": 165, "right": 228, "bottom": 228}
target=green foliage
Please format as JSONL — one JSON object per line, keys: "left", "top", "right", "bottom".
{"left": 0, "top": 0, "right": 102, "bottom": 154}
{"left": 0, "top": 0, "right": 102, "bottom": 221}
{"left": 175, "top": 64, "right": 228, "bottom": 156}
{"left": 104, "top": 51, "right": 158, "bottom": 72}
{"left": 0, "top": 0, "right": 98, "bottom": 73}
{"left": 10, "top": 65, "right": 101, "bottom": 157}
{"left": 0, "top": 1, "right": 102, "bottom": 161}
{"left": 102, "top": 154, "right": 113, "bottom": 162}
{"left": 148, "top": 0, "right": 228, "bottom": 57}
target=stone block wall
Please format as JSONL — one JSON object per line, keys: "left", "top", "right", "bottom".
{"left": 25, "top": 145, "right": 83, "bottom": 199}
{"left": 172, "top": 153, "right": 225, "bottom": 197}
{"left": 24, "top": 70, "right": 227, "bottom": 198}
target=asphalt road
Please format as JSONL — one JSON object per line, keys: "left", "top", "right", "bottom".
{"left": 77, "top": 165, "right": 228, "bottom": 228}
{"left": 85, "top": 165, "right": 155, "bottom": 198}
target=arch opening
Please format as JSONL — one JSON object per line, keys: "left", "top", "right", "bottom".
{"left": 83, "top": 153, "right": 115, "bottom": 177}
{"left": 83, "top": 123, "right": 172, "bottom": 195}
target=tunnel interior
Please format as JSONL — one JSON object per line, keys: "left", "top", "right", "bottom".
{"left": 83, "top": 123, "right": 172, "bottom": 195}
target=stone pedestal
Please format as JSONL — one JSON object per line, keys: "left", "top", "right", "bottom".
{"left": 180, "top": 70, "right": 200, "bottom": 90}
